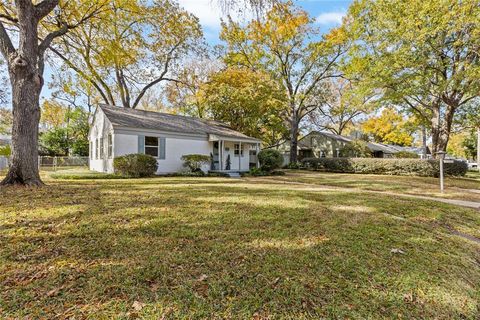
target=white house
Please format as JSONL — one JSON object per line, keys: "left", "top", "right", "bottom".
{"left": 89, "top": 105, "right": 261, "bottom": 174}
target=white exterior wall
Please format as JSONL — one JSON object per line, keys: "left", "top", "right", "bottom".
{"left": 158, "top": 138, "right": 211, "bottom": 174}
{"left": 108, "top": 130, "right": 212, "bottom": 174}
{"left": 114, "top": 133, "right": 138, "bottom": 157}
{"left": 89, "top": 108, "right": 114, "bottom": 173}
{"left": 89, "top": 111, "right": 259, "bottom": 174}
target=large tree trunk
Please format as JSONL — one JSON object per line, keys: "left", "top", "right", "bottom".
{"left": 0, "top": 0, "right": 46, "bottom": 186}
{"left": 1, "top": 60, "right": 43, "bottom": 186}
{"left": 421, "top": 125, "right": 427, "bottom": 159}
{"left": 430, "top": 103, "right": 455, "bottom": 158}
{"left": 289, "top": 113, "right": 299, "bottom": 163}
{"left": 430, "top": 105, "right": 441, "bottom": 157}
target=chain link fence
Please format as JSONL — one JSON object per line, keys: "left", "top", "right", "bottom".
{"left": 0, "top": 156, "right": 8, "bottom": 172}
{"left": 38, "top": 156, "right": 89, "bottom": 171}
{"left": 0, "top": 156, "right": 89, "bottom": 172}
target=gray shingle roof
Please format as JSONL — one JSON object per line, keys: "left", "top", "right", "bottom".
{"left": 99, "top": 104, "right": 260, "bottom": 142}
{"left": 300, "top": 131, "right": 412, "bottom": 154}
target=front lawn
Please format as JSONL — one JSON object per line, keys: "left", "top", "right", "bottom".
{"left": 262, "top": 170, "right": 480, "bottom": 202}
{"left": 0, "top": 172, "right": 479, "bottom": 318}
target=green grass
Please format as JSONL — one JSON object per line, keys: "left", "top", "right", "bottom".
{"left": 263, "top": 170, "right": 480, "bottom": 202}
{"left": 49, "top": 168, "right": 122, "bottom": 180}
{"left": 466, "top": 170, "right": 480, "bottom": 180}
{"left": 0, "top": 172, "right": 479, "bottom": 319}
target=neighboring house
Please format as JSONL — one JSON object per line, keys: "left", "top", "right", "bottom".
{"left": 276, "top": 131, "right": 431, "bottom": 163}
{"left": 384, "top": 144, "right": 432, "bottom": 159}
{"left": 297, "top": 131, "right": 352, "bottom": 158}
{"left": 89, "top": 105, "right": 261, "bottom": 174}
{"left": 294, "top": 131, "right": 398, "bottom": 159}
{"left": 0, "top": 134, "right": 11, "bottom": 146}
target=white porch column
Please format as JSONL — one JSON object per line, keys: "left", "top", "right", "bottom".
{"left": 256, "top": 143, "right": 260, "bottom": 168}
{"left": 239, "top": 141, "right": 242, "bottom": 171}
{"left": 220, "top": 140, "right": 223, "bottom": 170}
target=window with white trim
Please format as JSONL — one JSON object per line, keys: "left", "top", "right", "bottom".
{"left": 234, "top": 143, "right": 244, "bottom": 156}
{"left": 95, "top": 138, "right": 99, "bottom": 159}
{"left": 100, "top": 137, "right": 104, "bottom": 159}
{"left": 90, "top": 141, "right": 93, "bottom": 160}
{"left": 145, "top": 136, "right": 159, "bottom": 157}
{"left": 107, "top": 134, "right": 113, "bottom": 158}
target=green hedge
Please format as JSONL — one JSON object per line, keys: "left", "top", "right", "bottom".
{"left": 258, "top": 149, "right": 283, "bottom": 172}
{"left": 114, "top": 154, "right": 158, "bottom": 178}
{"left": 301, "top": 157, "right": 468, "bottom": 177}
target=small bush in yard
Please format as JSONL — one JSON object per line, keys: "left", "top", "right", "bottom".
{"left": 181, "top": 154, "right": 210, "bottom": 172}
{"left": 286, "top": 162, "right": 302, "bottom": 169}
{"left": 301, "top": 157, "right": 468, "bottom": 177}
{"left": 258, "top": 149, "right": 283, "bottom": 172}
{"left": 243, "top": 167, "right": 286, "bottom": 177}
{"left": 114, "top": 154, "right": 158, "bottom": 178}
{"left": 246, "top": 167, "right": 268, "bottom": 176}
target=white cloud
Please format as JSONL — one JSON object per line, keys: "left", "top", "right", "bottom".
{"left": 177, "top": 0, "right": 255, "bottom": 30}
{"left": 177, "top": 0, "right": 223, "bottom": 29}
{"left": 316, "top": 11, "right": 345, "bottom": 26}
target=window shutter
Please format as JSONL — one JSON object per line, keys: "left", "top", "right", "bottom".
{"left": 159, "top": 137, "right": 166, "bottom": 159}
{"left": 138, "top": 135, "right": 145, "bottom": 154}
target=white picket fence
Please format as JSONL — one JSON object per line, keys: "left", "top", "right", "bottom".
{"left": 0, "top": 156, "right": 89, "bottom": 172}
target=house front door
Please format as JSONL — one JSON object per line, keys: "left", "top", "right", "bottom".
{"left": 212, "top": 141, "right": 220, "bottom": 170}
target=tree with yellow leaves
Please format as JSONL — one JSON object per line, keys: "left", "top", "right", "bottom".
{"left": 361, "top": 108, "right": 417, "bottom": 146}
{"left": 221, "top": 1, "right": 348, "bottom": 162}
{"left": 197, "top": 67, "right": 288, "bottom": 147}
{"left": 344, "top": 0, "right": 480, "bottom": 156}
{"left": 50, "top": 0, "right": 203, "bottom": 110}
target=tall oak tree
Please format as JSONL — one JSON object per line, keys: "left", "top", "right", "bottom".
{"left": 221, "top": 2, "right": 348, "bottom": 162}
{"left": 344, "top": 0, "right": 480, "bottom": 156}
{"left": 0, "top": 0, "right": 103, "bottom": 185}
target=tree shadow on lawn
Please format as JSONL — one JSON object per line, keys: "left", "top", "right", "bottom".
{"left": 0, "top": 181, "right": 479, "bottom": 319}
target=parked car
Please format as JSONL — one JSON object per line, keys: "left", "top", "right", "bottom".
{"left": 467, "top": 162, "right": 478, "bottom": 170}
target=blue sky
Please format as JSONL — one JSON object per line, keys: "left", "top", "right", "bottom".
{"left": 39, "top": 0, "right": 353, "bottom": 103}
{"left": 177, "top": 0, "right": 352, "bottom": 44}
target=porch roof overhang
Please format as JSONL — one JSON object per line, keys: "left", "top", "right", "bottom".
{"left": 208, "top": 133, "right": 261, "bottom": 144}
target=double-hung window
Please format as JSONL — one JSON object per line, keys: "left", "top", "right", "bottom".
{"left": 90, "top": 141, "right": 93, "bottom": 160}
{"left": 145, "top": 136, "right": 159, "bottom": 157}
{"left": 234, "top": 144, "right": 244, "bottom": 156}
{"left": 107, "top": 134, "right": 113, "bottom": 158}
{"left": 95, "top": 138, "right": 99, "bottom": 159}
{"left": 99, "top": 137, "right": 104, "bottom": 159}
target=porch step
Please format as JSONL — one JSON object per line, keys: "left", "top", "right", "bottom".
{"left": 225, "top": 172, "right": 241, "bottom": 178}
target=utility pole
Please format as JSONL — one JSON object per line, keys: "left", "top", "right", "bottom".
{"left": 436, "top": 151, "right": 446, "bottom": 193}
{"left": 477, "top": 127, "right": 480, "bottom": 173}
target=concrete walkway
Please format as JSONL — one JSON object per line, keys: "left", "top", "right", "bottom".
{"left": 249, "top": 177, "right": 480, "bottom": 211}
{"left": 384, "top": 193, "right": 480, "bottom": 210}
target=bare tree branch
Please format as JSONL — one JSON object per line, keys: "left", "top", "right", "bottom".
{"left": 0, "top": 21, "right": 15, "bottom": 59}
{"left": 48, "top": 45, "right": 110, "bottom": 104}
{"left": 34, "top": 0, "right": 59, "bottom": 20}
{"left": 131, "top": 42, "right": 183, "bottom": 109}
